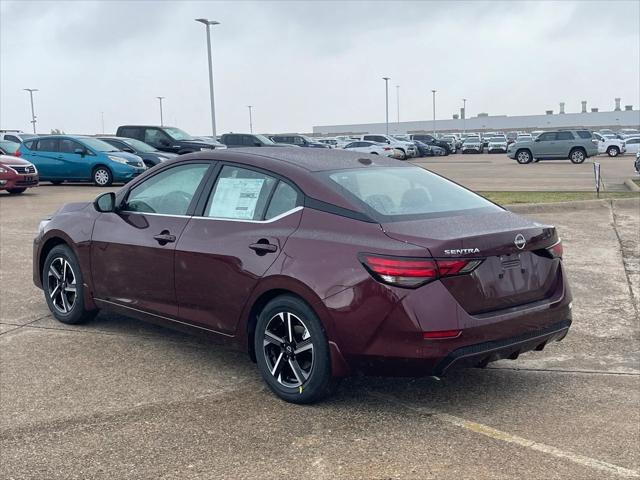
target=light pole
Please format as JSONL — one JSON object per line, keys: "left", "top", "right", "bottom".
{"left": 23, "top": 88, "right": 38, "bottom": 134}
{"left": 431, "top": 89, "right": 437, "bottom": 136}
{"left": 462, "top": 98, "right": 467, "bottom": 134}
{"left": 100, "top": 111, "right": 105, "bottom": 134}
{"left": 396, "top": 85, "right": 400, "bottom": 126}
{"left": 195, "top": 18, "right": 220, "bottom": 139}
{"left": 382, "top": 77, "right": 390, "bottom": 135}
{"left": 247, "top": 105, "right": 253, "bottom": 133}
{"left": 156, "top": 96, "right": 165, "bottom": 126}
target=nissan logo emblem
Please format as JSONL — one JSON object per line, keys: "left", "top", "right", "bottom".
{"left": 514, "top": 234, "right": 526, "bottom": 250}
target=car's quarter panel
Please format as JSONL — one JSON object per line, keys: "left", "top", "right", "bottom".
{"left": 174, "top": 210, "right": 303, "bottom": 334}
{"left": 90, "top": 212, "right": 191, "bottom": 317}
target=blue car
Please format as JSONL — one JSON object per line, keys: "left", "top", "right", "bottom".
{"left": 16, "top": 135, "right": 146, "bottom": 186}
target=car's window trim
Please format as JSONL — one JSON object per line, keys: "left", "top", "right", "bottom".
{"left": 191, "top": 205, "right": 304, "bottom": 224}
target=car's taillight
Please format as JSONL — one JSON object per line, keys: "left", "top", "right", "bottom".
{"left": 14, "top": 149, "right": 21, "bottom": 157}
{"left": 360, "top": 254, "right": 482, "bottom": 288}
{"left": 384, "top": 147, "right": 392, "bottom": 151}
{"left": 547, "top": 240, "right": 563, "bottom": 259}
{"left": 423, "top": 329, "right": 462, "bottom": 340}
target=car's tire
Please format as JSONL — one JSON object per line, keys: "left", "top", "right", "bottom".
{"left": 42, "top": 244, "right": 98, "bottom": 325}
{"left": 6, "top": 188, "right": 26, "bottom": 194}
{"left": 254, "top": 295, "right": 338, "bottom": 404}
{"left": 607, "top": 146, "right": 620, "bottom": 157}
{"left": 516, "top": 149, "right": 532, "bottom": 164}
{"left": 370, "top": 152, "right": 379, "bottom": 155}
{"left": 93, "top": 166, "right": 113, "bottom": 186}
{"left": 50, "top": 181, "right": 63, "bottom": 185}
{"left": 569, "top": 148, "right": 586, "bottom": 164}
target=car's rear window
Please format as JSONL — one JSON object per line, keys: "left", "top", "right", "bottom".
{"left": 325, "top": 166, "right": 501, "bottom": 221}
{"left": 576, "top": 130, "right": 592, "bottom": 139}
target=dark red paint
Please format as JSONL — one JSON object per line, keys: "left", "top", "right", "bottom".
{"left": 33, "top": 148, "right": 572, "bottom": 378}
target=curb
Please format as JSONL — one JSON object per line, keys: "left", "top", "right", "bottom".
{"left": 506, "top": 197, "right": 639, "bottom": 214}
{"left": 624, "top": 178, "right": 640, "bottom": 192}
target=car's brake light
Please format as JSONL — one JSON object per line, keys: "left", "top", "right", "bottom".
{"left": 360, "top": 254, "right": 482, "bottom": 288}
{"left": 13, "top": 149, "right": 21, "bottom": 157}
{"left": 547, "top": 240, "right": 563, "bottom": 259}
{"left": 383, "top": 147, "right": 392, "bottom": 151}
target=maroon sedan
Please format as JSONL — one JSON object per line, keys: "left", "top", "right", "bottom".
{"left": 33, "top": 148, "right": 571, "bottom": 403}
{"left": 0, "top": 154, "right": 39, "bottom": 195}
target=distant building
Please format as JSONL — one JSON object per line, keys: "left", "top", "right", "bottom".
{"left": 313, "top": 108, "right": 640, "bottom": 135}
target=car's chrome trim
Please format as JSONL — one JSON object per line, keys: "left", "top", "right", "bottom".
{"left": 193, "top": 206, "right": 304, "bottom": 224}
{"left": 120, "top": 211, "right": 192, "bottom": 219}
{"left": 93, "top": 298, "right": 234, "bottom": 337}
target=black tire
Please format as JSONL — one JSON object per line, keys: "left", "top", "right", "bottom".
{"left": 254, "top": 295, "right": 338, "bottom": 404}
{"left": 370, "top": 152, "right": 379, "bottom": 155}
{"left": 50, "top": 181, "right": 64, "bottom": 185}
{"left": 607, "top": 146, "right": 619, "bottom": 157}
{"left": 42, "top": 244, "right": 98, "bottom": 325}
{"left": 92, "top": 166, "right": 113, "bottom": 186}
{"left": 516, "top": 149, "right": 532, "bottom": 164}
{"left": 7, "top": 188, "right": 26, "bottom": 194}
{"left": 569, "top": 148, "right": 586, "bottom": 164}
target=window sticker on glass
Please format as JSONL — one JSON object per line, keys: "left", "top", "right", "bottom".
{"left": 208, "top": 178, "right": 265, "bottom": 219}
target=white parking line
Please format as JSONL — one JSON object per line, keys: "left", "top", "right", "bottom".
{"left": 369, "top": 392, "right": 640, "bottom": 478}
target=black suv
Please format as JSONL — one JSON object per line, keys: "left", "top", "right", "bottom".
{"left": 271, "top": 135, "right": 329, "bottom": 148}
{"left": 220, "top": 133, "right": 286, "bottom": 148}
{"left": 409, "top": 134, "right": 451, "bottom": 155}
{"left": 115, "top": 125, "right": 222, "bottom": 154}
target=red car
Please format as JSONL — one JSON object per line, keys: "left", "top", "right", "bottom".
{"left": 0, "top": 154, "right": 39, "bottom": 195}
{"left": 33, "top": 149, "right": 572, "bottom": 403}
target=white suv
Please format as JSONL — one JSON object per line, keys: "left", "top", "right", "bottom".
{"left": 592, "top": 132, "right": 626, "bottom": 157}
{"left": 359, "top": 134, "right": 417, "bottom": 158}
{"left": 0, "top": 130, "right": 37, "bottom": 144}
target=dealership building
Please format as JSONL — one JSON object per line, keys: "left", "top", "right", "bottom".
{"left": 313, "top": 100, "right": 640, "bottom": 136}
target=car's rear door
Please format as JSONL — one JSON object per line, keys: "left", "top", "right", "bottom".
{"left": 90, "top": 161, "right": 213, "bottom": 317}
{"left": 28, "top": 138, "right": 63, "bottom": 179}
{"left": 175, "top": 164, "right": 303, "bottom": 334}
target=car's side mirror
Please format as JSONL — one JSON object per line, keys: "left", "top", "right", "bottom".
{"left": 74, "top": 148, "right": 86, "bottom": 156}
{"left": 386, "top": 140, "right": 391, "bottom": 144}
{"left": 534, "top": 138, "right": 541, "bottom": 142}
{"left": 94, "top": 192, "right": 116, "bottom": 213}
{"left": 159, "top": 139, "right": 171, "bottom": 147}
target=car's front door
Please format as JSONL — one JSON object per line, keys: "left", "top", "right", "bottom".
{"left": 534, "top": 132, "right": 557, "bottom": 158}
{"left": 144, "top": 128, "right": 176, "bottom": 153}
{"left": 58, "top": 138, "right": 93, "bottom": 180}
{"left": 90, "top": 162, "right": 212, "bottom": 317}
{"left": 175, "top": 164, "right": 303, "bottom": 334}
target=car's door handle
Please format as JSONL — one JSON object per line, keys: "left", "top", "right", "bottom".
{"left": 249, "top": 242, "right": 278, "bottom": 254}
{"left": 153, "top": 231, "right": 176, "bottom": 245}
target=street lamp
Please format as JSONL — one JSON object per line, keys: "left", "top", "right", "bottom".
{"left": 195, "top": 18, "right": 221, "bottom": 139}
{"left": 431, "top": 89, "right": 437, "bottom": 136}
{"left": 462, "top": 98, "right": 467, "bottom": 134}
{"left": 396, "top": 85, "right": 400, "bottom": 126}
{"left": 23, "top": 88, "right": 38, "bottom": 134}
{"left": 382, "top": 77, "right": 390, "bottom": 135}
{"left": 156, "top": 96, "right": 165, "bottom": 126}
{"left": 247, "top": 105, "right": 253, "bottom": 133}
{"left": 100, "top": 111, "right": 105, "bottom": 134}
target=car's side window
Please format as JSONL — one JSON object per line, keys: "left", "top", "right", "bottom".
{"left": 265, "top": 181, "right": 300, "bottom": 220}
{"left": 5, "top": 135, "right": 19, "bottom": 143}
{"left": 293, "top": 137, "right": 304, "bottom": 145}
{"left": 124, "top": 163, "right": 209, "bottom": 215}
{"left": 557, "top": 131, "right": 574, "bottom": 140}
{"left": 36, "top": 138, "right": 60, "bottom": 152}
{"left": 145, "top": 129, "right": 169, "bottom": 146}
{"left": 59, "top": 139, "right": 83, "bottom": 154}
{"left": 204, "top": 166, "right": 277, "bottom": 220}
{"left": 538, "top": 133, "right": 556, "bottom": 141}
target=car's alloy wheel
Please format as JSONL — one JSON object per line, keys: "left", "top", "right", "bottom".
{"left": 255, "top": 295, "right": 337, "bottom": 403}
{"left": 47, "top": 257, "right": 77, "bottom": 314}
{"left": 43, "top": 245, "right": 97, "bottom": 324}
{"left": 607, "top": 146, "right": 619, "bottom": 157}
{"left": 263, "top": 311, "right": 314, "bottom": 388}
{"left": 93, "top": 167, "right": 112, "bottom": 186}
{"left": 570, "top": 149, "right": 586, "bottom": 164}
{"left": 516, "top": 150, "right": 532, "bottom": 164}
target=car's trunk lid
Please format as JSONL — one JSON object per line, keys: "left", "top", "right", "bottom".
{"left": 381, "top": 211, "right": 561, "bottom": 314}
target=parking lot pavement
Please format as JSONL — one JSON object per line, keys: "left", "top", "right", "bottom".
{"left": 412, "top": 153, "right": 638, "bottom": 192}
{"left": 1, "top": 187, "right": 639, "bottom": 479}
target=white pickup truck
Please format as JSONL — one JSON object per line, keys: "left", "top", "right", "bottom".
{"left": 593, "top": 132, "right": 626, "bottom": 157}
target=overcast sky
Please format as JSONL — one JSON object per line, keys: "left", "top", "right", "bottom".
{"left": 1, "top": 0, "right": 639, "bottom": 135}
